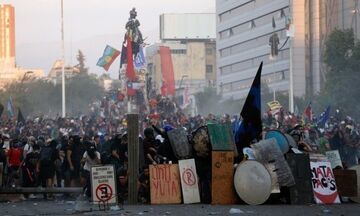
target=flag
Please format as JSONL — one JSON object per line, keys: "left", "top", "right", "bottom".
{"left": 235, "top": 62, "right": 263, "bottom": 151}
{"left": 317, "top": 105, "right": 331, "bottom": 127}
{"left": 17, "top": 108, "right": 25, "bottom": 125}
{"left": 303, "top": 101, "right": 313, "bottom": 121}
{"left": 127, "top": 82, "right": 136, "bottom": 96}
{"left": 126, "top": 36, "right": 136, "bottom": 81}
{"left": 96, "top": 45, "right": 120, "bottom": 71}
{"left": 134, "top": 45, "right": 146, "bottom": 70}
{"left": 7, "top": 96, "right": 14, "bottom": 117}
{"left": 159, "top": 46, "right": 175, "bottom": 96}
{"left": 180, "top": 81, "right": 190, "bottom": 109}
{"left": 120, "top": 44, "right": 127, "bottom": 69}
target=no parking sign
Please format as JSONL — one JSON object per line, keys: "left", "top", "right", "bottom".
{"left": 91, "top": 165, "right": 117, "bottom": 204}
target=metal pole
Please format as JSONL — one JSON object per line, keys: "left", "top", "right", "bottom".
{"left": 0, "top": 187, "right": 82, "bottom": 194}
{"left": 61, "top": 0, "right": 66, "bottom": 117}
{"left": 289, "top": 0, "right": 294, "bottom": 113}
{"left": 273, "top": 88, "right": 276, "bottom": 101}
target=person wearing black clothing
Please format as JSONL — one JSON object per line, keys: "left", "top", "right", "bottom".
{"left": 143, "top": 128, "right": 158, "bottom": 165}
{"left": 66, "top": 136, "right": 83, "bottom": 187}
{"left": 137, "top": 166, "right": 150, "bottom": 203}
{"left": 39, "top": 139, "right": 57, "bottom": 199}
{"left": 22, "top": 144, "right": 40, "bottom": 190}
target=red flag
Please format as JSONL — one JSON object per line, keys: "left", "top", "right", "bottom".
{"left": 303, "top": 102, "right": 313, "bottom": 121}
{"left": 159, "top": 46, "right": 175, "bottom": 96}
{"left": 127, "top": 82, "right": 136, "bottom": 96}
{"left": 160, "top": 82, "right": 167, "bottom": 96}
{"left": 126, "top": 37, "right": 136, "bottom": 81}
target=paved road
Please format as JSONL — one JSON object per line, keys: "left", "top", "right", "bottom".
{"left": 0, "top": 197, "right": 359, "bottom": 216}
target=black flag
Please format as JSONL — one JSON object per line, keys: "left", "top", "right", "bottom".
{"left": 120, "top": 44, "right": 127, "bottom": 69}
{"left": 235, "top": 62, "right": 263, "bottom": 151}
{"left": 17, "top": 108, "right": 25, "bottom": 126}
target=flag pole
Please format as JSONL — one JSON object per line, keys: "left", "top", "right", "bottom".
{"left": 61, "top": 0, "right": 66, "bottom": 117}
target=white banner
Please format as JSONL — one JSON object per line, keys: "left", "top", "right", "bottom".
{"left": 310, "top": 161, "right": 340, "bottom": 204}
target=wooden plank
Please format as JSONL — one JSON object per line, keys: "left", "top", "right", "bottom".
{"left": 207, "top": 123, "right": 234, "bottom": 151}
{"left": 150, "top": 164, "right": 181, "bottom": 204}
{"left": 211, "top": 151, "right": 237, "bottom": 204}
{"left": 167, "top": 128, "right": 192, "bottom": 159}
{"left": 179, "top": 159, "right": 200, "bottom": 204}
{"left": 349, "top": 165, "right": 360, "bottom": 203}
{"left": 333, "top": 169, "right": 357, "bottom": 197}
{"left": 127, "top": 114, "right": 139, "bottom": 204}
{"left": 286, "top": 153, "right": 314, "bottom": 204}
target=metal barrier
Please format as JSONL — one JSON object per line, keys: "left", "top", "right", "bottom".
{"left": 0, "top": 187, "right": 83, "bottom": 194}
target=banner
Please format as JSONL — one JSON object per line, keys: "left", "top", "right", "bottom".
{"left": 159, "top": 46, "right": 175, "bottom": 96}
{"left": 150, "top": 164, "right": 181, "bottom": 204}
{"left": 325, "top": 150, "right": 343, "bottom": 169}
{"left": 310, "top": 161, "right": 340, "bottom": 204}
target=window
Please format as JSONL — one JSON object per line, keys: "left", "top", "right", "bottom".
{"left": 206, "top": 65, "right": 213, "bottom": 73}
{"left": 171, "top": 49, "right": 187, "bottom": 54}
{"left": 206, "top": 48, "right": 213, "bottom": 55}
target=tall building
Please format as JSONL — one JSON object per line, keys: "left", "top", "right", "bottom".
{"left": 146, "top": 13, "right": 216, "bottom": 96}
{"left": 0, "top": 4, "right": 44, "bottom": 88}
{"left": 0, "top": 4, "right": 15, "bottom": 67}
{"left": 217, "top": 0, "right": 293, "bottom": 100}
{"left": 216, "top": 0, "right": 360, "bottom": 102}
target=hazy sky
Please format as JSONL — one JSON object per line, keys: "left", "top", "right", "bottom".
{"left": 2, "top": 0, "right": 215, "bottom": 77}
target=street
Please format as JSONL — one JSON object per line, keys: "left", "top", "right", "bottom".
{"left": 0, "top": 197, "right": 359, "bottom": 216}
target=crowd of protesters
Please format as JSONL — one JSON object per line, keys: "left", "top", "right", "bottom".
{"left": 0, "top": 91, "right": 359, "bottom": 203}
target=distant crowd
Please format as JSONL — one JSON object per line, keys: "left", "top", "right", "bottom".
{"left": 0, "top": 92, "right": 359, "bottom": 203}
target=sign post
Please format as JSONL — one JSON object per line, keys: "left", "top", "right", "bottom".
{"left": 91, "top": 165, "right": 117, "bottom": 205}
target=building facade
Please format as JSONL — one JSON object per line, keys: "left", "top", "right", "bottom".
{"left": 146, "top": 40, "right": 216, "bottom": 94}
{"left": 146, "top": 13, "right": 216, "bottom": 97}
{"left": 0, "top": 4, "right": 44, "bottom": 88}
{"left": 217, "top": 0, "right": 296, "bottom": 101}
{"left": 47, "top": 60, "right": 80, "bottom": 84}
{"left": 0, "top": 4, "right": 15, "bottom": 69}
{"left": 216, "top": 0, "right": 360, "bottom": 102}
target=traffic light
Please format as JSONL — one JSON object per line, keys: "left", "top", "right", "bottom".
{"left": 269, "top": 33, "right": 280, "bottom": 56}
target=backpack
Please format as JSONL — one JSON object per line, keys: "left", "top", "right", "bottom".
{"left": 40, "top": 146, "right": 53, "bottom": 164}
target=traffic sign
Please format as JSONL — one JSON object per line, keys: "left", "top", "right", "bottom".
{"left": 91, "top": 165, "right": 117, "bottom": 204}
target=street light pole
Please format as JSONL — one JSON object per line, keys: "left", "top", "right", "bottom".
{"left": 61, "top": 0, "right": 66, "bottom": 117}
{"left": 289, "top": 1, "right": 294, "bottom": 113}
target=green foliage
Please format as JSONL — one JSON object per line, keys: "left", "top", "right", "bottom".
{"left": 321, "top": 29, "right": 360, "bottom": 119}
{"left": 76, "top": 50, "right": 89, "bottom": 75}
{"left": 0, "top": 73, "right": 104, "bottom": 118}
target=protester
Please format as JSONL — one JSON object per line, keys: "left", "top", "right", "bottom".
{"left": 81, "top": 142, "right": 101, "bottom": 197}
{"left": 39, "top": 139, "right": 57, "bottom": 199}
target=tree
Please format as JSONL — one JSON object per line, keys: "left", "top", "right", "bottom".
{"left": 321, "top": 29, "right": 360, "bottom": 119}
{"left": 76, "top": 50, "right": 88, "bottom": 75}
{"left": 0, "top": 73, "right": 104, "bottom": 117}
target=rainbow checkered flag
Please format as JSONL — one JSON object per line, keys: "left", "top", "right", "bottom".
{"left": 97, "top": 45, "right": 120, "bottom": 71}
